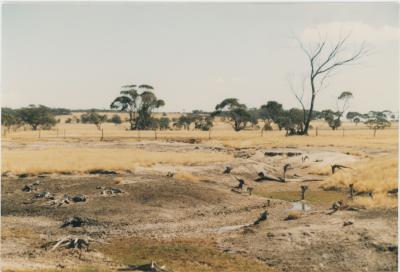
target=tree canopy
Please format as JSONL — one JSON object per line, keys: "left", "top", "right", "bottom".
{"left": 110, "top": 85, "right": 165, "bottom": 130}
{"left": 17, "top": 105, "right": 57, "bottom": 130}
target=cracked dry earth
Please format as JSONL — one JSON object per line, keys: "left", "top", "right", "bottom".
{"left": 1, "top": 140, "right": 397, "bottom": 271}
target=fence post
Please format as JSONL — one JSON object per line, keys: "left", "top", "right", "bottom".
{"left": 316, "top": 127, "right": 318, "bottom": 136}
{"left": 38, "top": 129, "right": 41, "bottom": 139}
{"left": 208, "top": 129, "right": 211, "bottom": 140}
{"left": 64, "top": 129, "right": 66, "bottom": 139}
{"left": 57, "top": 128, "right": 59, "bottom": 137}
{"left": 101, "top": 128, "right": 104, "bottom": 141}
{"left": 154, "top": 129, "right": 157, "bottom": 140}
{"left": 261, "top": 128, "right": 263, "bottom": 137}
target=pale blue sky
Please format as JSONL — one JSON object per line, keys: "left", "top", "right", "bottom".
{"left": 2, "top": 2, "right": 399, "bottom": 113}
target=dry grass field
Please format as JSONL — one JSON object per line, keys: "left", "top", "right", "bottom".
{"left": 1, "top": 116, "right": 398, "bottom": 271}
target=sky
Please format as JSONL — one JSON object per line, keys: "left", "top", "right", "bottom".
{"left": 2, "top": 2, "right": 399, "bottom": 113}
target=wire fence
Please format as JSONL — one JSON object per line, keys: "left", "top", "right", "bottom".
{"left": 2, "top": 124, "right": 398, "bottom": 142}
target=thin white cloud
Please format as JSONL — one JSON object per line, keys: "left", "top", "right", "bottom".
{"left": 301, "top": 22, "right": 399, "bottom": 44}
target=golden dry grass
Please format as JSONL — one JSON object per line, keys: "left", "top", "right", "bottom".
{"left": 3, "top": 119, "right": 397, "bottom": 152}
{"left": 352, "top": 194, "right": 398, "bottom": 209}
{"left": 321, "top": 156, "right": 398, "bottom": 208}
{"left": 1, "top": 148, "right": 232, "bottom": 174}
{"left": 321, "top": 156, "right": 397, "bottom": 193}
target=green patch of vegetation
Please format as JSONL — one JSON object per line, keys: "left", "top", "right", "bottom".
{"left": 254, "top": 190, "right": 346, "bottom": 204}
{"left": 96, "top": 238, "right": 275, "bottom": 272}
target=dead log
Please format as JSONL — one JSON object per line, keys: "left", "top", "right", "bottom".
{"left": 254, "top": 172, "right": 282, "bottom": 182}
{"left": 101, "top": 187, "right": 124, "bottom": 196}
{"left": 331, "top": 164, "right": 352, "bottom": 174}
{"left": 34, "top": 191, "right": 53, "bottom": 199}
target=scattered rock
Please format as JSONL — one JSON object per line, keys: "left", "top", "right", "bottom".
{"left": 70, "top": 194, "right": 87, "bottom": 202}
{"left": 18, "top": 173, "right": 30, "bottom": 178}
{"left": 61, "top": 216, "right": 85, "bottom": 228}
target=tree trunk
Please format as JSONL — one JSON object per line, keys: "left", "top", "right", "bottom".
{"left": 129, "top": 111, "right": 135, "bottom": 130}
{"left": 303, "top": 94, "right": 315, "bottom": 135}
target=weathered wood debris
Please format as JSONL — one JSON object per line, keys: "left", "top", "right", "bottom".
{"left": 118, "top": 261, "right": 172, "bottom": 272}
{"left": 223, "top": 166, "right": 232, "bottom": 174}
{"left": 253, "top": 210, "right": 268, "bottom": 225}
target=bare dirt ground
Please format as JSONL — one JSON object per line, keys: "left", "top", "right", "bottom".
{"left": 1, "top": 139, "right": 397, "bottom": 271}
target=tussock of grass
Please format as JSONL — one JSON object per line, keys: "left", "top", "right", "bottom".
{"left": 352, "top": 194, "right": 398, "bottom": 209}
{"left": 321, "top": 156, "right": 397, "bottom": 194}
{"left": 1, "top": 148, "right": 232, "bottom": 174}
{"left": 321, "top": 156, "right": 397, "bottom": 208}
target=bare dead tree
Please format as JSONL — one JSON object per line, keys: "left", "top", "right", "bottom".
{"left": 292, "top": 33, "right": 368, "bottom": 135}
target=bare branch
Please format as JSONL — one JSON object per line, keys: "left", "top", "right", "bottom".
{"left": 315, "top": 41, "right": 367, "bottom": 76}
